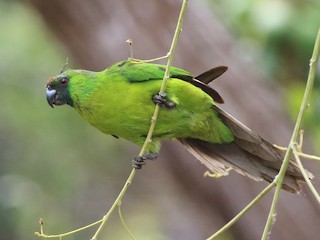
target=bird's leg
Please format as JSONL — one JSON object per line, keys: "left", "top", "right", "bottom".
{"left": 132, "top": 152, "right": 159, "bottom": 169}
{"left": 152, "top": 92, "right": 176, "bottom": 109}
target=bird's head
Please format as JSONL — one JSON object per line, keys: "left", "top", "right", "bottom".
{"left": 46, "top": 73, "right": 73, "bottom": 108}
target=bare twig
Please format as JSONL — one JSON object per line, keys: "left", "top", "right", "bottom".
{"left": 118, "top": 201, "right": 136, "bottom": 240}
{"left": 206, "top": 182, "right": 275, "bottom": 240}
{"left": 91, "top": 1, "right": 188, "bottom": 239}
{"left": 261, "top": 27, "right": 320, "bottom": 240}
{"left": 292, "top": 146, "right": 320, "bottom": 204}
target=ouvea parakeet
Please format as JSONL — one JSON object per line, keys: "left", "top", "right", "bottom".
{"left": 46, "top": 60, "right": 312, "bottom": 193}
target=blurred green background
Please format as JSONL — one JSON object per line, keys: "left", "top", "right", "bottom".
{"left": 212, "top": 0, "right": 320, "bottom": 146}
{"left": 0, "top": 2, "right": 136, "bottom": 239}
{"left": 0, "top": 0, "right": 319, "bottom": 239}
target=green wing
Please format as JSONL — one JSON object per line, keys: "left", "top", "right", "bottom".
{"left": 106, "top": 60, "right": 192, "bottom": 83}
{"left": 106, "top": 60, "right": 224, "bottom": 103}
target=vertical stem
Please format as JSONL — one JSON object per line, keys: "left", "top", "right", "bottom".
{"left": 91, "top": 169, "right": 136, "bottom": 240}
{"left": 261, "top": 27, "right": 320, "bottom": 240}
{"left": 159, "top": 0, "right": 188, "bottom": 94}
{"left": 138, "top": 0, "right": 189, "bottom": 156}
{"left": 206, "top": 182, "right": 275, "bottom": 240}
{"left": 91, "top": 1, "right": 189, "bottom": 239}
{"left": 292, "top": 147, "right": 320, "bottom": 204}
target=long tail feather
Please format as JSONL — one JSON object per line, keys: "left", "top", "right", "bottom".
{"left": 179, "top": 106, "right": 313, "bottom": 193}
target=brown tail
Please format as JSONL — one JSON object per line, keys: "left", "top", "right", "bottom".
{"left": 179, "top": 106, "right": 313, "bottom": 193}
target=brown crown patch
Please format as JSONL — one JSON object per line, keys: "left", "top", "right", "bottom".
{"left": 46, "top": 76, "right": 55, "bottom": 86}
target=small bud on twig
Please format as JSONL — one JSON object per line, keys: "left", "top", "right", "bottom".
{"left": 126, "top": 39, "right": 134, "bottom": 58}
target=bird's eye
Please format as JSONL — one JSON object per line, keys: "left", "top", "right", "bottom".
{"left": 60, "top": 77, "right": 68, "bottom": 85}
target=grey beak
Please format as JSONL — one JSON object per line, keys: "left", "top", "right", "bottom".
{"left": 46, "top": 88, "right": 56, "bottom": 108}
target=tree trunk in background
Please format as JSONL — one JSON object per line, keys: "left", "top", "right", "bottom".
{"left": 26, "top": 0, "right": 319, "bottom": 239}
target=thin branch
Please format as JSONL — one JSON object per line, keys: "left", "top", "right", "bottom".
{"left": 136, "top": 0, "right": 188, "bottom": 156}
{"left": 273, "top": 144, "right": 320, "bottom": 161}
{"left": 206, "top": 182, "right": 275, "bottom": 240}
{"left": 35, "top": 218, "right": 103, "bottom": 238}
{"left": 292, "top": 146, "right": 320, "bottom": 204}
{"left": 90, "top": 169, "right": 136, "bottom": 240}
{"left": 130, "top": 53, "right": 170, "bottom": 63}
{"left": 118, "top": 202, "right": 136, "bottom": 240}
{"left": 273, "top": 144, "right": 288, "bottom": 151}
{"left": 91, "top": 1, "right": 189, "bottom": 239}
{"left": 298, "top": 152, "right": 320, "bottom": 161}
{"left": 261, "top": 27, "right": 320, "bottom": 240}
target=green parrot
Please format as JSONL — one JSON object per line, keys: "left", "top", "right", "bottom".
{"left": 46, "top": 60, "right": 312, "bottom": 193}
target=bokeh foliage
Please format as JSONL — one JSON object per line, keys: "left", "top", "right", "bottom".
{"left": 0, "top": 2, "right": 136, "bottom": 239}
{"left": 211, "top": 0, "right": 320, "bottom": 149}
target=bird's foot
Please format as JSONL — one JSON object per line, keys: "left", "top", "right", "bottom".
{"left": 203, "top": 168, "right": 233, "bottom": 179}
{"left": 152, "top": 92, "right": 176, "bottom": 109}
{"left": 132, "top": 152, "right": 159, "bottom": 169}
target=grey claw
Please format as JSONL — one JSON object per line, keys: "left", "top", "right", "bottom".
{"left": 152, "top": 93, "right": 176, "bottom": 109}
{"left": 132, "top": 153, "right": 159, "bottom": 169}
